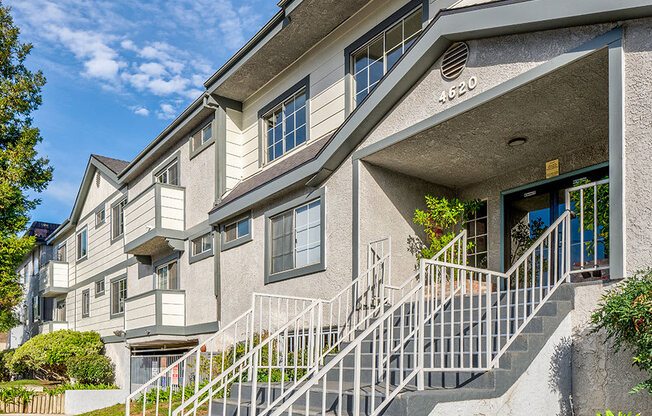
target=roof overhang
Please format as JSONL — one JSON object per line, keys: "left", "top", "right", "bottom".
{"left": 208, "top": 0, "right": 652, "bottom": 225}
{"left": 204, "top": 0, "right": 372, "bottom": 101}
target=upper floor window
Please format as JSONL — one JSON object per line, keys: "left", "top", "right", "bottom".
{"left": 270, "top": 199, "right": 321, "bottom": 275}
{"left": 95, "top": 278, "right": 105, "bottom": 296}
{"left": 224, "top": 217, "right": 250, "bottom": 244}
{"left": 56, "top": 244, "right": 66, "bottom": 262}
{"left": 192, "top": 233, "right": 212, "bottom": 256}
{"left": 111, "top": 198, "right": 127, "bottom": 240}
{"left": 155, "top": 161, "right": 179, "bottom": 185}
{"left": 351, "top": 7, "right": 422, "bottom": 107}
{"left": 76, "top": 228, "right": 87, "bottom": 260}
{"left": 32, "top": 296, "right": 40, "bottom": 322}
{"left": 264, "top": 89, "right": 307, "bottom": 163}
{"left": 191, "top": 122, "right": 213, "bottom": 152}
{"left": 111, "top": 277, "right": 127, "bottom": 315}
{"left": 156, "top": 260, "right": 178, "bottom": 290}
{"left": 95, "top": 208, "right": 105, "bottom": 226}
{"left": 81, "top": 290, "right": 90, "bottom": 318}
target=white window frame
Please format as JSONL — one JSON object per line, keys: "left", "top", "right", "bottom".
{"left": 76, "top": 227, "right": 88, "bottom": 261}
{"left": 191, "top": 121, "right": 213, "bottom": 152}
{"left": 155, "top": 161, "right": 179, "bottom": 186}
{"left": 110, "top": 277, "right": 127, "bottom": 317}
{"left": 95, "top": 278, "right": 105, "bottom": 297}
{"left": 56, "top": 243, "right": 67, "bottom": 262}
{"left": 192, "top": 233, "right": 213, "bottom": 256}
{"left": 95, "top": 208, "right": 105, "bottom": 227}
{"left": 81, "top": 290, "right": 90, "bottom": 318}
{"left": 155, "top": 260, "right": 179, "bottom": 290}
{"left": 111, "top": 198, "right": 127, "bottom": 241}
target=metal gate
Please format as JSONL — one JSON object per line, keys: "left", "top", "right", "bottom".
{"left": 130, "top": 350, "right": 187, "bottom": 393}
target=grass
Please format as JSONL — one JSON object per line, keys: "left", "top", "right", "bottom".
{"left": 0, "top": 379, "right": 50, "bottom": 387}
{"left": 79, "top": 401, "right": 209, "bottom": 416}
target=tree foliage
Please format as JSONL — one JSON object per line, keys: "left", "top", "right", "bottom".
{"left": 10, "top": 330, "right": 103, "bottom": 381}
{"left": 0, "top": 1, "right": 52, "bottom": 330}
{"left": 591, "top": 270, "right": 652, "bottom": 394}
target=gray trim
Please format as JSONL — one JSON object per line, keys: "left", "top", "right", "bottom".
{"left": 110, "top": 196, "right": 128, "bottom": 245}
{"left": 153, "top": 253, "right": 181, "bottom": 290}
{"left": 189, "top": 231, "right": 214, "bottom": 264}
{"left": 94, "top": 277, "right": 105, "bottom": 298}
{"left": 213, "top": 227, "right": 221, "bottom": 316}
{"left": 81, "top": 289, "right": 90, "bottom": 318}
{"left": 121, "top": 289, "right": 187, "bottom": 336}
{"left": 216, "top": 106, "right": 227, "bottom": 202}
{"left": 220, "top": 212, "right": 253, "bottom": 251}
{"left": 264, "top": 187, "right": 326, "bottom": 284}
{"left": 94, "top": 202, "right": 106, "bottom": 229}
{"left": 185, "top": 221, "right": 212, "bottom": 240}
{"left": 109, "top": 273, "right": 128, "bottom": 319}
{"left": 152, "top": 151, "right": 181, "bottom": 184}
{"left": 258, "top": 75, "right": 311, "bottom": 167}
{"left": 75, "top": 226, "right": 88, "bottom": 263}
{"left": 189, "top": 114, "right": 216, "bottom": 160}
{"left": 210, "top": 95, "right": 243, "bottom": 112}
{"left": 189, "top": 249, "right": 212, "bottom": 264}
{"left": 123, "top": 228, "right": 185, "bottom": 254}
{"left": 76, "top": 188, "right": 126, "bottom": 227}
{"left": 608, "top": 36, "right": 625, "bottom": 279}
{"left": 103, "top": 320, "right": 219, "bottom": 344}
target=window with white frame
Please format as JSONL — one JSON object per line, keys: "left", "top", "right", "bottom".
{"left": 55, "top": 300, "right": 66, "bottom": 321}
{"left": 56, "top": 244, "right": 67, "bottom": 262}
{"left": 263, "top": 89, "right": 307, "bottom": 163}
{"left": 96, "top": 208, "right": 105, "bottom": 226}
{"left": 192, "top": 233, "right": 212, "bottom": 256}
{"left": 350, "top": 7, "right": 422, "bottom": 107}
{"left": 81, "top": 290, "right": 90, "bottom": 318}
{"left": 224, "top": 217, "right": 250, "bottom": 243}
{"left": 32, "top": 296, "right": 40, "bottom": 322}
{"left": 270, "top": 199, "right": 321, "bottom": 275}
{"left": 76, "top": 228, "right": 87, "bottom": 260}
{"left": 156, "top": 260, "right": 178, "bottom": 290}
{"left": 95, "top": 278, "right": 105, "bottom": 296}
{"left": 191, "top": 122, "right": 213, "bottom": 151}
{"left": 112, "top": 199, "right": 126, "bottom": 240}
{"left": 111, "top": 277, "right": 127, "bottom": 315}
{"left": 155, "top": 161, "right": 179, "bottom": 185}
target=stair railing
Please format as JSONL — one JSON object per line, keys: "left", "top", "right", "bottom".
{"left": 169, "top": 240, "right": 392, "bottom": 416}
{"left": 419, "top": 210, "right": 571, "bottom": 373}
{"left": 125, "top": 293, "right": 316, "bottom": 416}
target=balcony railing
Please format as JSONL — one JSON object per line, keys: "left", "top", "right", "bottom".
{"left": 39, "top": 261, "right": 69, "bottom": 297}
{"left": 123, "top": 183, "right": 185, "bottom": 255}
{"left": 124, "top": 290, "right": 185, "bottom": 334}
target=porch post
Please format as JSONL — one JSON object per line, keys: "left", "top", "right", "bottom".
{"left": 608, "top": 37, "right": 626, "bottom": 280}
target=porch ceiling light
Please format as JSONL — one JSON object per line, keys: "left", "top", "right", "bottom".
{"left": 508, "top": 137, "right": 527, "bottom": 147}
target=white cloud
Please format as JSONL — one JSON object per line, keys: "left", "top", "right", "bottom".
{"left": 156, "top": 103, "right": 177, "bottom": 120}
{"left": 130, "top": 106, "right": 150, "bottom": 116}
{"left": 44, "top": 180, "right": 79, "bottom": 204}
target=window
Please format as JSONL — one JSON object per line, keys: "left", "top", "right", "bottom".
{"left": 156, "top": 261, "right": 178, "bottom": 290}
{"left": 111, "top": 277, "right": 127, "bottom": 315}
{"left": 191, "top": 122, "right": 213, "bottom": 151}
{"left": 112, "top": 199, "right": 127, "bottom": 240}
{"left": 464, "top": 201, "right": 488, "bottom": 268}
{"left": 95, "top": 279, "right": 105, "bottom": 296}
{"left": 155, "top": 161, "right": 179, "bottom": 185}
{"left": 55, "top": 300, "right": 66, "bottom": 321}
{"left": 32, "top": 296, "right": 40, "bottom": 322}
{"left": 81, "top": 290, "right": 90, "bottom": 318}
{"left": 264, "top": 89, "right": 307, "bottom": 163}
{"left": 270, "top": 199, "right": 321, "bottom": 275}
{"left": 192, "top": 233, "right": 212, "bottom": 256}
{"left": 76, "top": 228, "right": 87, "bottom": 260}
{"left": 350, "top": 7, "right": 422, "bottom": 107}
{"left": 96, "top": 208, "right": 105, "bottom": 226}
{"left": 56, "top": 243, "right": 67, "bottom": 262}
{"left": 225, "top": 218, "right": 250, "bottom": 243}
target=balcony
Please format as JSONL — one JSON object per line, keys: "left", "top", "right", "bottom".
{"left": 124, "top": 184, "right": 185, "bottom": 256}
{"left": 124, "top": 290, "right": 185, "bottom": 334}
{"left": 39, "top": 321, "right": 68, "bottom": 334}
{"left": 39, "top": 261, "right": 69, "bottom": 297}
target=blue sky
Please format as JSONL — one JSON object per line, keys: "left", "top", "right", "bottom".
{"left": 8, "top": 0, "right": 279, "bottom": 225}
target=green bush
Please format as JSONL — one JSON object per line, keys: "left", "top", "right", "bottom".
{"left": 591, "top": 270, "right": 652, "bottom": 394}
{"left": 597, "top": 412, "right": 641, "bottom": 416}
{"left": 45, "top": 382, "right": 118, "bottom": 396}
{"left": 0, "top": 350, "right": 14, "bottom": 382}
{"left": 10, "top": 330, "right": 104, "bottom": 381}
{"left": 66, "top": 354, "right": 114, "bottom": 385}
{"left": 0, "top": 386, "right": 34, "bottom": 405}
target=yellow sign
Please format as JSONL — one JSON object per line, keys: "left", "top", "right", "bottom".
{"left": 546, "top": 159, "right": 560, "bottom": 179}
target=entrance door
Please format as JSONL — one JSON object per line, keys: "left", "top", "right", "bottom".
{"left": 503, "top": 166, "right": 609, "bottom": 279}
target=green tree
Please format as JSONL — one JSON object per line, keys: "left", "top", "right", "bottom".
{"left": 0, "top": 2, "right": 52, "bottom": 331}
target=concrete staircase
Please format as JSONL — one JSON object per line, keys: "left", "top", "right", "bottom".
{"left": 206, "top": 285, "right": 574, "bottom": 416}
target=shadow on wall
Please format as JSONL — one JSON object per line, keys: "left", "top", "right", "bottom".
{"left": 548, "top": 336, "right": 573, "bottom": 416}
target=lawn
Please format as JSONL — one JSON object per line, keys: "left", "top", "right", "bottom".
{"left": 79, "top": 401, "right": 209, "bottom": 416}
{"left": 0, "top": 379, "right": 50, "bottom": 387}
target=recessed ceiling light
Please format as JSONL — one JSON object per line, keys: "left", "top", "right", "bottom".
{"left": 508, "top": 137, "right": 527, "bottom": 147}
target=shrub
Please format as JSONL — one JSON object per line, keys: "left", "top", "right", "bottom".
{"left": 66, "top": 354, "right": 114, "bottom": 385}
{"left": 591, "top": 270, "right": 652, "bottom": 394}
{"left": 597, "top": 412, "right": 641, "bottom": 416}
{"left": 10, "top": 330, "right": 104, "bottom": 381}
{"left": 0, "top": 386, "right": 34, "bottom": 405}
{"left": 0, "top": 350, "right": 14, "bottom": 382}
{"left": 45, "top": 382, "right": 118, "bottom": 396}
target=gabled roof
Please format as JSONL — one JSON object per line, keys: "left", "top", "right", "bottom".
{"left": 208, "top": 0, "right": 652, "bottom": 224}
{"left": 24, "top": 221, "right": 60, "bottom": 244}
{"left": 46, "top": 154, "right": 127, "bottom": 242}
{"left": 92, "top": 154, "right": 130, "bottom": 175}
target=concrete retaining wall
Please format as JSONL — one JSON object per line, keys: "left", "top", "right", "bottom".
{"left": 64, "top": 389, "right": 128, "bottom": 415}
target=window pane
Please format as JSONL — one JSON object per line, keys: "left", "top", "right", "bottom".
{"left": 355, "top": 69, "right": 368, "bottom": 94}
{"left": 169, "top": 262, "right": 178, "bottom": 290}
{"left": 237, "top": 220, "right": 249, "bottom": 238}
{"left": 192, "top": 237, "right": 201, "bottom": 255}
{"left": 295, "top": 106, "right": 306, "bottom": 128}
{"left": 368, "top": 37, "right": 383, "bottom": 62}
{"left": 295, "top": 125, "right": 306, "bottom": 146}
{"left": 271, "top": 212, "right": 293, "bottom": 274}
{"left": 168, "top": 163, "right": 178, "bottom": 186}
{"left": 225, "top": 223, "right": 237, "bottom": 242}
{"left": 385, "top": 23, "right": 402, "bottom": 53}
{"left": 404, "top": 10, "right": 422, "bottom": 41}
{"left": 192, "top": 131, "right": 202, "bottom": 150}
{"left": 113, "top": 205, "right": 120, "bottom": 237}
{"left": 353, "top": 49, "right": 368, "bottom": 75}
{"left": 157, "top": 267, "right": 168, "bottom": 290}
{"left": 294, "top": 92, "right": 306, "bottom": 110}
{"left": 203, "top": 125, "right": 212, "bottom": 143}
{"left": 386, "top": 43, "right": 402, "bottom": 69}
{"left": 369, "top": 58, "right": 384, "bottom": 89}
{"left": 203, "top": 234, "right": 212, "bottom": 251}
{"left": 285, "top": 131, "right": 296, "bottom": 152}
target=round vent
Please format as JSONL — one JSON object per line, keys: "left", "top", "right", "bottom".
{"left": 441, "top": 42, "right": 469, "bottom": 80}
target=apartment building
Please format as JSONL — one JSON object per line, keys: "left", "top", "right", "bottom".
{"left": 13, "top": 0, "right": 652, "bottom": 413}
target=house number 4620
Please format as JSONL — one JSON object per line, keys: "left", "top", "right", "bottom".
{"left": 438, "top": 76, "right": 477, "bottom": 104}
